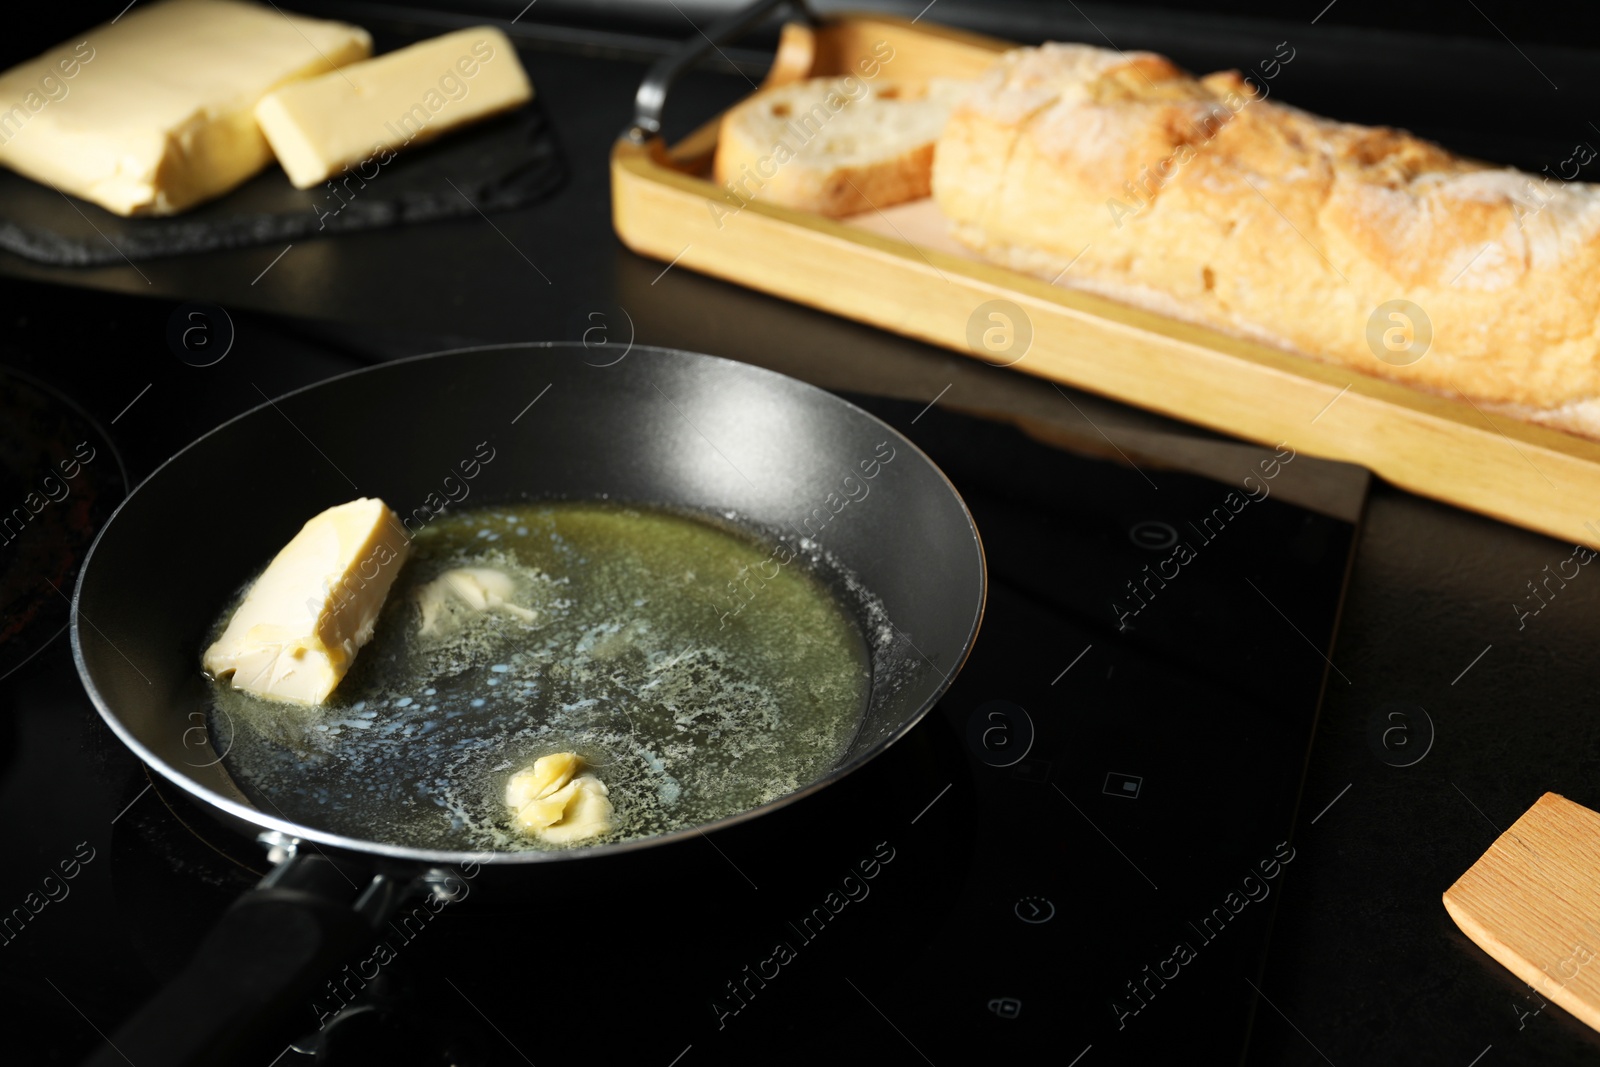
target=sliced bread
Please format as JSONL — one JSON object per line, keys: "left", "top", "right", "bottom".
{"left": 713, "top": 76, "right": 965, "bottom": 218}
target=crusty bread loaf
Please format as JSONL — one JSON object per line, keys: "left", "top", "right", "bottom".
{"left": 932, "top": 43, "right": 1600, "bottom": 437}
{"left": 714, "top": 76, "right": 964, "bottom": 217}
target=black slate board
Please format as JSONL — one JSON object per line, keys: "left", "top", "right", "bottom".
{"left": 0, "top": 98, "right": 566, "bottom": 266}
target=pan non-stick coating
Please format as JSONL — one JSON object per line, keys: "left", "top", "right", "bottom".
{"left": 72, "top": 345, "right": 985, "bottom": 865}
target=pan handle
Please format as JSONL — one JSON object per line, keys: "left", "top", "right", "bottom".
{"left": 81, "top": 836, "right": 411, "bottom": 1067}
{"left": 628, "top": 0, "right": 814, "bottom": 142}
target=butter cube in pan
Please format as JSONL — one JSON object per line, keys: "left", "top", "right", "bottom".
{"left": 203, "top": 498, "right": 410, "bottom": 706}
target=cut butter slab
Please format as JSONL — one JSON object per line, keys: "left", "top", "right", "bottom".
{"left": 255, "top": 27, "right": 532, "bottom": 189}
{"left": 0, "top": 0, "right": 371, "bottom": 216}
{"left": 203, "top": 498, "right": 409, "bottom": 705}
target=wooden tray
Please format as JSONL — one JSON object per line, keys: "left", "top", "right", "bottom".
{"left": 611, "top": 13, "right": 1600, "bottom": 550}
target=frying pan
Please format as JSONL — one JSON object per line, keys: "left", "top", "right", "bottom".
{"left": 71, "top": 344, "right": 985, "bottom": 1065}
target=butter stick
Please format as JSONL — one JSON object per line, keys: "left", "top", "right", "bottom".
{"left": 203, "top": 498, "right": 410, "bottom": 706}
{"left": 254, "top": 27, "right": 533, "bottom": 189}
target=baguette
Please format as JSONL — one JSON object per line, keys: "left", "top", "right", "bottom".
{"left": 932, "top": 43, "right": 1600, "bottom": 438}
{"left": 714, "top": 76, "right": 965, "bottom": 217}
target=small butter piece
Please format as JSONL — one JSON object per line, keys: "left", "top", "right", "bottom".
{"left": 203, "top": 498, "right": 409, "bottom": 705}
{"left": 414, "top": 566, "right": 536, "bottom": 635}
{"left": 0, "top": 0, "right": 372, "bottom": 216}
{"left": 537, "top": 778, "right": 614, "bottom": 844}
{"left": 506, "top": 753, "right": 614, "bottom": 843}
{"left": 505, "top": 752, "right": 579, "bottom": 826}
{"left": 254, "top": 26, "right": 533, "bottom": 189}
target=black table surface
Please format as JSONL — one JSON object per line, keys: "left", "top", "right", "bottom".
{"left": 3, "top": 4, "right": 1600, "bottom": 1064}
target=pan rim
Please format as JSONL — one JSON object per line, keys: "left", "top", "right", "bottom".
{"left": 71, "top": 342, "right": 987, "bottom": 867}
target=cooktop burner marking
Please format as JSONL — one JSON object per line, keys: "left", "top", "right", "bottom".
{"left": 1014, "top": 895, "right": 1055, "bottom": 924}
{"left": 1103, "top": 772, "right": 1142, "bottom": 800}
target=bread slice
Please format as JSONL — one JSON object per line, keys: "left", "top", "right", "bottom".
{"left": 933, "top": 43, "right": 1600, "bottom": 438}
{"left": 713, "top": 76, "right": 965, "bottom": 217}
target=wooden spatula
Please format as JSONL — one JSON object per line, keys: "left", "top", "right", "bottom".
{"left": 1443, "top": 792, "right": 1600, "bottom": 1032}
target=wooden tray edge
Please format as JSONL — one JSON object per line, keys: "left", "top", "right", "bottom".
{"left": 610, "top": 17, "right": 1600, "bottom": 551}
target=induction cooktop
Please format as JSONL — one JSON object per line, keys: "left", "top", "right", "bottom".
{"left": 0, "top": 278, "right": 1366, "bottom": 1065}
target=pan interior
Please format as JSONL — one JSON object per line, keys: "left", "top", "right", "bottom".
{"left": 74, "top": 345, "right": 985, "bottom": 863}
{"left": 206, "top": 500, "right": 884, "bottom": 851}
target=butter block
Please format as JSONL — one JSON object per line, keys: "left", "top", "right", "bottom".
{"left": 506, "top": 753, "right": 614, "bottom": 843}
{"left": 254, "top": 27, "right": 532, "bottom": 189}
{"left": 0, "top": 0, "right": 371, "bottom": 216}
{"left": 203, "top": 498, "right": 409, "bottom": 705}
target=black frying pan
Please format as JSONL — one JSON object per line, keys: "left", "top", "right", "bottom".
{"left": 72, "top": 344, "right": 985, "bottom": 1065}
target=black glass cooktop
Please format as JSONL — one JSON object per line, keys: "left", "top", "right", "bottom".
{"left": 0, "top": 281, "right": 1365, "bottom": 1066}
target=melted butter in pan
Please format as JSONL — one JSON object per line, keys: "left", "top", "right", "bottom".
{"left": 206, "top": 502, "right": 876, "bottom": 851}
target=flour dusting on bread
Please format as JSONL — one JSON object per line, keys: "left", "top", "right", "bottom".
{"left": 930, "top": 42, "right": 1600, "bottom": 437}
